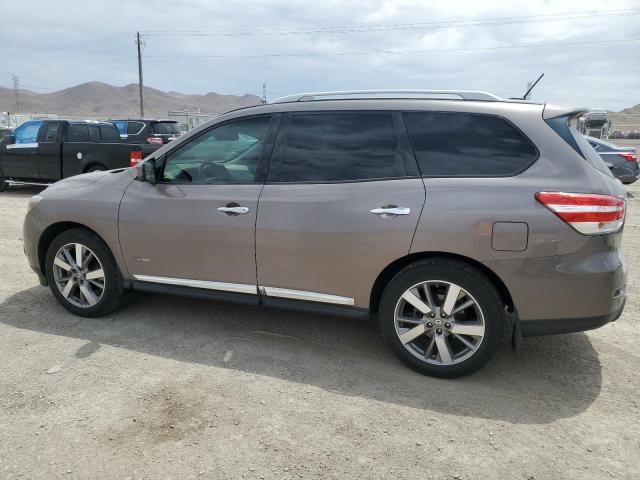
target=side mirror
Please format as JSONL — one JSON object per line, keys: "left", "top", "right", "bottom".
{"left": 4, "top": 134, "right": 15, "bottom": 145}
{"left": 139, "top": 158, "right": 157, "bottom": 184}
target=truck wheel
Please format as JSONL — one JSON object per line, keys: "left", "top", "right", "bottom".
{"left": 85, "top": 165, "right": 107, "bottom": 173}
{"left": 45, "top": 228, "right": 123, "bottom": 317}
{"left": 378, "top": 258, "right": 505, "bottom": 378}
{"left": 0, "top": 176, "right": 8, "bottom": 192}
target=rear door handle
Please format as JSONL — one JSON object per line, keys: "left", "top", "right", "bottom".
{"left": 370, "top": 206, "right": 411, "bottom": 216}
{"left": 217, "top": 205, "right": 250, "bottom": 215}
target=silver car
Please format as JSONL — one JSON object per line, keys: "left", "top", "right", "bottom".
{"left": 585, "top": 135, "right": 638, "bottom": 184}
{"left": 21, "top": 90, "right": 628, "bottom": 378}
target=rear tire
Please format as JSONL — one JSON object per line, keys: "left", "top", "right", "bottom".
{"left": 379, "top": 258, "right": 504, "bottom": 378}
{"left": 45, "top": 228, "right": 123, "bottom": 317}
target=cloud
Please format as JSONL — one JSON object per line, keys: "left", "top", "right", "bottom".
{"left": 0, "top": 0, "right": 638, "bottom": 109}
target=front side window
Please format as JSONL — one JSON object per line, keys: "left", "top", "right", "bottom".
{"left": 403, "top": 112, "right": 538, "bottom": 177}
{"left": 161, "top": 116, "right": 272, "bottom": 184}
{"left": 41, "top": 123, "right": 60, "bottom": 143}
{"left": 276, "top": 113, "right": 408, "bottom": 182}
{"left": 14, "top": 121, "right": 42, "bottom": 144}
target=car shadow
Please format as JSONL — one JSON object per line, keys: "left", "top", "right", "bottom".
{"left": 1, "top": 185, "right": 47, "bottom": 197}
{"left": 0, "top": 286, "right": 603, "bottom": 425}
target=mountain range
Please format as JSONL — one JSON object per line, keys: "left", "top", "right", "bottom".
{"left": 0, "top": 82, "right": 262, "bottom": 118}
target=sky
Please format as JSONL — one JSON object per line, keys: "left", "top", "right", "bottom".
{"left": 0, "top": 0, "right": 639, "bottom": 110}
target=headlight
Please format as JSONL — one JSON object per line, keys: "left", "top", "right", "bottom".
{"left": 27, "top": 194, "right": 43, "bottom": 212}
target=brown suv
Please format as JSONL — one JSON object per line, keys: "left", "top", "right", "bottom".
{"left": 22, "top": 90, "right": 628, "bottom": 377}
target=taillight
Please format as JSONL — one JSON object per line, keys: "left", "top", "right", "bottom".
{"left": 535, "top": 192, "right": 625, "bottom": 235}
{"left": 618, "top": 153, "right": 637, "bottom": 162}
{"left": 147, "top": 137, "right": 163, "bottom": 145}
{"left": 129, "top": 150, "right": 143, "bottom": 167}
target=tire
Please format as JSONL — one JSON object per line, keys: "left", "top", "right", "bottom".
{"left": 0, "top": 176, "right": 8, "bottom": 192}
{"left": 85, "top": 165, "right": 107, "bottom": 173}
{"left": 378, "top": 258, "right": 505, "bottom": 378}
{"left": 45, "top": 228, "right": 123, "bottom": 317}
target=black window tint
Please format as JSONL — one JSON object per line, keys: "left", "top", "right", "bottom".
{"left": 67, "top": 124, "right": 89, "bottom": 142}
{"left": 279, "top": 113, "right": 406, "bottom": 182}
{"left": 88, "top": 126, "right": 101, "bottom": 142}
{"left": 42, "top": 123, "right": 60, "bottom": 142}
{"left": 100, "top": 125, "right": 120, "bottom": 142}
{"left": 403, "top": 112, "right": 538, "bottom": 177}
{"left": 127, "top": 122, "right": 144, "bottom": 135}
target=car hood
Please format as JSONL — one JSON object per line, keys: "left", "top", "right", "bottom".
{"left": 43, "top": 168, "right": 134, "bottom": 194}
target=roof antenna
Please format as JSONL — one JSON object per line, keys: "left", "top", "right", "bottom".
{"left": 522, "top": 73, "right": 544, "bottom": 100}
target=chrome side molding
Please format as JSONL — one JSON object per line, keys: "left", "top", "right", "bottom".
{"left": 132, "top": 275, "right": 258, "bottom": 295}
{"left": 261, "top": 286, "right": 355, "bottom": 306}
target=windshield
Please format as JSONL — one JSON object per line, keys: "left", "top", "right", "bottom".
{"left": 153, "top": 122, "right": 181, "bottom": 135}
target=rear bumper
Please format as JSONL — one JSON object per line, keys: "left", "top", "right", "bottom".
{"left": 520, "top": 298, "right": 625, "bottom": 336}
{"left": 484, "top": 235, "right": 627, "bottom": 335}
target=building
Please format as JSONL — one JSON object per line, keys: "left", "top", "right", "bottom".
{"left": 167, "top": 109, "right": 220, "bottom": 132}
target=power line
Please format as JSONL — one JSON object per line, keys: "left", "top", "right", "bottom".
{"left": 144, "top": 37, "right": 640, "bottom": 60}
{"left": 143, "top": 8, "right": 640, "bottom": 37}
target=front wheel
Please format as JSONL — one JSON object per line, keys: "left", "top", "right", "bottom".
{"left": 379, "top": 258, "right": 505, "bottom": 378}
{"left": 45, "top": 228, "right": 123, "bottom": 317}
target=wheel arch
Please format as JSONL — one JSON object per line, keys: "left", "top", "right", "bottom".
{"left": 82, "top": 162, "right": 108, "bottom": 173}
{"left": 369, "top": 252, "right": 514, "bottom": 314}
{"left": 37, "top": 221, "right": 105, "bottom": 274}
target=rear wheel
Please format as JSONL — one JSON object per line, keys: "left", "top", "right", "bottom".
{"left": 45, "top": 228, "right": 123, "bottom": 317}
{"left": 379, "top": 258, "right": 504, "bottom": 378}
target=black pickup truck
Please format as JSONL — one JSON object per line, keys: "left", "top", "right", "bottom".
{"left": 0, "top": 119, "right": 158, "bottom": 191}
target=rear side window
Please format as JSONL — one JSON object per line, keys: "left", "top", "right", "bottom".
{"left": 113, "top": 121, "right": 127, "bottom": 135}
{"left": 403, "top": 112, "right": 538, "bottom": 177}
{"left": 277, "top": 113, "right": 409, "bottom": 182}
{"left": 127, "top": 122, "right": 145, "bottom": 135}
{"left": 100, "top": 125, "right": 120, "bottom": 142}
{"left": 67, "top": 124, "right": 89, "bottom": 142}
{"left": 88, "top": 126, "right": 101, "bottom": 142}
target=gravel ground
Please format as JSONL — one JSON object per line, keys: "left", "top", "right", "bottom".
{"left": 1, "top": 183, "right": 639, "bottom": 480}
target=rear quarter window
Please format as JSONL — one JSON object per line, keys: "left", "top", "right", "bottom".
{"left": 403, "top": 111, "right": 538, "bottom": 177}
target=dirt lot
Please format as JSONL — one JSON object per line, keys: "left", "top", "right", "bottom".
{"left": 1, "top": 183, "right": 639, "bottom": 480}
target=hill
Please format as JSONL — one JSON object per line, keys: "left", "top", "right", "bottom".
{"left": 0, "top": 81, "right": 262, "bottom": 118}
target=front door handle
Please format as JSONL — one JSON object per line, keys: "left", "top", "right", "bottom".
{"left": 217, "top": 205, "right": 250, "bottom": 215}
{"left": 370, "top": 206, "right": 411, "bottom": 216}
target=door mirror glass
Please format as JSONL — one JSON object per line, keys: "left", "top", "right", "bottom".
{"left": 140, "top": 158, "right": 157, "bottom": 184}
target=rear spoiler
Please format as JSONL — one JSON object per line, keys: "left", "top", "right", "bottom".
{"left": 542, "top": 104, "right": 588, "bottom": 120}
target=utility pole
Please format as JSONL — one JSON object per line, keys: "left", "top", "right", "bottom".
{"left": 262, "top": 83, "right": 267, "bottom": 104}
{"left": 136, "top": 32, "right": 145, "bottom": 117}
{"left": 11, "top": 75, "right": 20, "bottom": 113}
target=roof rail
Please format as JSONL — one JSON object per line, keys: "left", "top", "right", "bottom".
{"left": 270, "top": 89, "right": 502, "bottom": 104}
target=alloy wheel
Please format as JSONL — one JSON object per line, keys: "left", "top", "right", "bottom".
{"left": 52, "top": 243, "right": 105, "bottom": 308}
{"left": 394, "top": 280, "right": 485, "bottom": 366}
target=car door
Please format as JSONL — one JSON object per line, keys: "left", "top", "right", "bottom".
{"left": 119, "top": 114, "right": 279, "bottom": 302}
{"left": 35, "top": 121, "right": 63, "bottom": 180}
{"left": 255, "top": 111, "right": 425, "bottom": 311}
{"left": 1, "top": 120, "right": 42, "bottom": 179}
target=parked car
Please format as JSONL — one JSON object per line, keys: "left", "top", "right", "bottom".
{"left": 111, "top": 119, "right": 182, "bottom": 145}
{"left": 0, "top": 120, "right": 159, "bottom": 191}
{"left": 23, "top": 90, "right": 628, "bottom": 378}
{"left": 608, "top": 130, "right": 624, "bottom": 139}
{"left": 585, "top": 136, "right": 638, "bottom": 184}
{"left": 0, "top": 127, "right": 13, "bottom": 141}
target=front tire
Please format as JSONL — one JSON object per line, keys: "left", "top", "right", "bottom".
{"left": 379, "top": 258, "right": 505, "bottom": 378}
{"left": 45, "top": 228, "right": 123, "bottom": 317}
